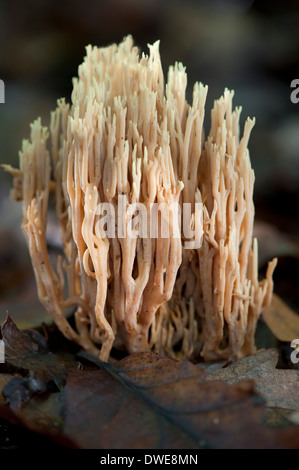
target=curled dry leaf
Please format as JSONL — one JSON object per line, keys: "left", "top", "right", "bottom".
{"left": 0, "top": 314, "right": 80, "bottom": 389}
{"left": 262, "top": 294, "right": 299, "bottom": 342}
{"left": 0, "top": 316, "right": 75, "bottom": 443}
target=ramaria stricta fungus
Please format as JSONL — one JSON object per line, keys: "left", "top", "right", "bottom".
{"left": 3, "top": 36, "right": 277, "bottom": 362}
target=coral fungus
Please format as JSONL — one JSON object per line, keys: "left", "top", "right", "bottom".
{"left": 3, "top": 36, "right": 276, "bottom": 362}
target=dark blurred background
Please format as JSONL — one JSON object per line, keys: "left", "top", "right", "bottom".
{"left": 0, "top": 0, "right": 299, "bottom": 327}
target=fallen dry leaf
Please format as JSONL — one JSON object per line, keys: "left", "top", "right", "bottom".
{"left": 0, "top": 318, "right": 299, "bottom": 449}
{"left": 0, "top": 315, "right": 80, "bottom": 418}
{"left": 262, "top": 294, "right": 299, "bottom": 342}
{"left": 0, "top": 314, "right": 80, "bottom": 390}
{"left": 205, "top": 348, "right": 299, "bottom": 411}
{"left": 64, "top": 367, "right": 197, "bottom": 449}
{"left": 62, "top": 351, "right": 299, "bottom": 449}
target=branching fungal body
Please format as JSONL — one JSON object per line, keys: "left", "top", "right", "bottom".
{"left": 4, "top": 36, "right": 276, "bottom": 362}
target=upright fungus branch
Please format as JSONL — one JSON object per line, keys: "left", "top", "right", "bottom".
{"left": 3, "top": 36, "right": 277, "bottom": 362}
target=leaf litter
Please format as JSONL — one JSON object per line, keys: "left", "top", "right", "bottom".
{"left": 0, "top": 304, "right": 298, "bottom": 449}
